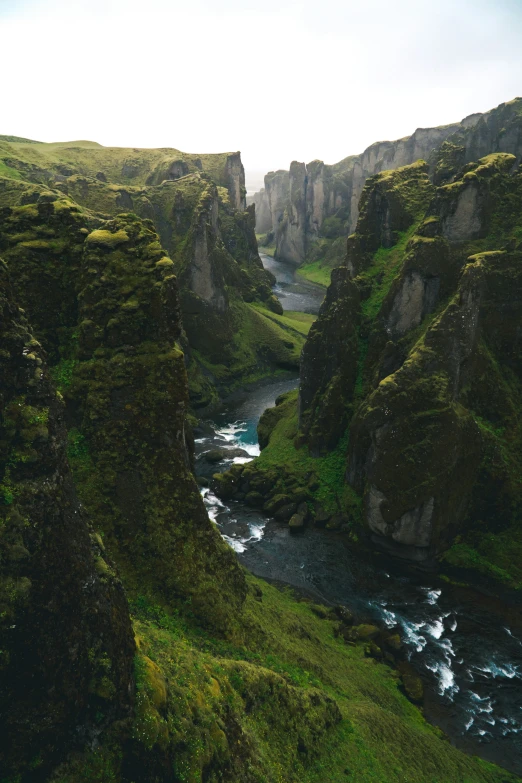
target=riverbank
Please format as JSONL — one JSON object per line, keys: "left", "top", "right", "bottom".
{"left": 197, "top": 378, "right": 522, "bottom": 776}
{"left": 194, "top": 252, "right": 522, "bottom": 776}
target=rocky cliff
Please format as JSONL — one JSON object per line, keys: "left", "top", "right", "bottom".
{"left": 0, "top": 258, "right": 135, "bottom": 779}
{"left": 255, "top": 98, "right": 522, "bottom": 273}
{"left": 0, "top": 197, "right": 247, "bottom": 629}
{"left": 240, "top": 150, "right": 522, "bottom": 584}
{"left": 0, "top": 141, "right": 308, "bottom": 411}
{"left": 0, "top": 143, "right": 518, "bottom": 783}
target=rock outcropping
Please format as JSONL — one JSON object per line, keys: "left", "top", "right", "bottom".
{"left": 255, "top": 98, "right": 522, "bottom": 269}
{"left": 0, "top": 199, "right": 247, "bottom": 628}
{"left": 233, "top": 144, "right": 522, "bottom": 584}
{"left": 306, "top": 152, "right": 522, "bottom": 563}
{"left": 0, "top": 260, "right": 135, "bottom": 778}
{"left": 0, "top": 141, "right": 304, "bottom": 411}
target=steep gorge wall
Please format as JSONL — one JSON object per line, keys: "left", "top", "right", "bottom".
{"left": 0, "top": 196, "right": 247, "bottom": 629}
{"left": 256, "top": 98, "right": 522, "bottom": 267}
{"left": 0, "top": 259, "right": 135, "bottom": 778}
{"left": 303, "top": 152, "right": 522, "bottom": 564}
{"left": 0, "top": 144, "right": 293, "bottom": 411}
{"left": 228, "top": 147, "right": 522, "bottom": 586}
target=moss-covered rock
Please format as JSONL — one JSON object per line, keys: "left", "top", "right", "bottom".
{"left": 0, "top": 259, "right": 134, "bottom": 778}
{"left": 299, "top": 266, "right": 360, "bottom": 454}
{"left": 247, "top": 153, "right": 522, "bottom": 582}
{"left": 0, "top": 146, "right": 295, "bottom": 408}
{"left": 69, "top": 213, "right": 247, "bottom": 630}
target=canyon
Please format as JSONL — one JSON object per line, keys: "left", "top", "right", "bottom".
{"left": 252, "top": 98, "right": 522, "bottom": 276}
{"left": 1, "top": 96, "right": 522, "bottom": 783}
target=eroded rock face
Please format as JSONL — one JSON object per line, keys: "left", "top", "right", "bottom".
{"left": 434, "top": 153, "right": 516, "bottom": 242}
{"left": 189, "top": 190, "right": 227, "bottom": 311}
{"left": 277, "top": 161, "right": 308, "bottom": 265}
{"left": 293, "top": 153, "right": 522, "bottom": 561}
{"left": 74, "top": 214, "right": 248, "bottom": 629}
{"left": 252, "top": 187, "right": 272, "bottom": 234}
{"left": 254, "top": 98, "right": 522, "bottom": 266}
{"left": 346, "top": 161, "right": 434, "bottom": 277}
{"left": 0, "top": 260, "right": 134, "bottom": 777}
{"left": 299, "top": 267, "right": 359, "bottom": 454}
{"left": 0, "top": 202, "right": 248, "bottom": 629}
{"left": 349, "top": 244, "right": 522, "bottom": 559}
{"left": 224, "top": 152, "right": 247, "bottom": 211}
{"left": 386, "top": 270, "right": 439, "bottom": 337}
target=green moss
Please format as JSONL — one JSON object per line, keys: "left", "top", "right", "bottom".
{"left": 297, "top": 259, "right": 331, "bottom": 287}
{"left": 191, "top": 300, "right": 306, "bottom": 392}
{"left": 120, "top": 575, "right": 513, "bottom": 783}
{"left": 85, "top": 229, "right": 129, "bottom": 248}
{"left": 358, "top": 225, "right": 419, "bottom": 321}
{"left": 48, "top": 749, "right": 121, "bottom": 783}
{"left": 50, "top": 358, "right": 78, "bottom": 391}
{"left": 250, "top": 304, "right": 316, "bottom": 336}
{"left": 442, "top": 542, "right": 520, "bottom": 588}
{"left": 250, "top": 390, "right": 361, "bottom": 518}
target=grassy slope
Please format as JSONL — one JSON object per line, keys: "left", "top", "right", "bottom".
{"left": 57, "top": 574, "right": 514, "bottom": 783}
{"left": 297, "top": 259, "right": 331, "bottom": 287}
{"left": 0, "top": 138, "right": 234, "bottom": 188}
{"left": 52, "top": 575, "right": 515, "bottom": 782}
{"left": 193, "top": 303, "right": 313, "bottom": 389}
{"left": 250, "top": 304, "right": 316, "bottom": 336}
{"left": 252, "top": 389, "right": 362, "bottom": 519}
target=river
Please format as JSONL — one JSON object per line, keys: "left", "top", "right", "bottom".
{"left": 195, "top": 253, "right": 522, "bottom": 776}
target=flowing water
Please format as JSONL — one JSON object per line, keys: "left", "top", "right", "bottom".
{"left": 196, "top": 254, "right": 522, "bottom": 775}
{"left": 260, "top": 252, "right": 325, "bottom": 314}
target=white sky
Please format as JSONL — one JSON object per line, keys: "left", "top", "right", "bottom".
{"left": 1, "top": 0, "right": 521, "bottom": 180}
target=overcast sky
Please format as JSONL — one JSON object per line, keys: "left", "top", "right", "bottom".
{"left": 1, "top": 0, "right": 521, "bottom": 180}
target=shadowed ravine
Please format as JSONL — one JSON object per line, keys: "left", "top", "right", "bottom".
{"left": 196, "top": 254, "right": 522, "bottom": 776}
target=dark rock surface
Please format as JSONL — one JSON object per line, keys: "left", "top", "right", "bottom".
{"left": 0, "top": 260, "right": 134, "bottom": 778}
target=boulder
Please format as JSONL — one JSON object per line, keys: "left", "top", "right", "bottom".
{"left": 297, "top": 502, "right": 309, "bottom": 521}
{"left": 245, "top": 491, "right": 264, "bottom": 508}
{"left": 398, "top": 662, "right": 424, "bottom": 703}
{"left": 203, "top": 447, "right": 250, "bottom": 463}
{"left": 288, "top": 513, "right": 305, "bottom": 532}
{"left": 384, "top": 633, "right": 402, "bottom": 652}
{"left": 314, "top": 508, "right": 331, "bottom": 528}
{"left": 275, "top": 503, "right": 297, "bottom": 522}
{"left": 333, "top": 605, "right": 354, "bottom": 625}
{"left": 344, "top": 624, "right": 380, "bottom": 643}
{"left": 264, "top": 494, "right": 293, "bottom": 514}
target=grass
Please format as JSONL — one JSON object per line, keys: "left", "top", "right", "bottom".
{"left": 191, "top": 301, "right": 307, "bottom": 392}
{"left": 117, "top": 576, "right": 516, "bottom": 783}
{"left": 442, "top": 540, "right": 522, "bottom": 589}
{"left": 359, "top": 225, "right": 418, "bottom": 320}
{"left": 0, "top": 137, "right": 237, "bottom": 190}
{"left": 0, "top": 161, "right": 23, "bottom": 180}
{"left": 252, "top": 389, "right": 361, "bottom": 518}
{"left": 250, "top": 305, "right": 316, "bottom": 336}
{"left": 297, "top": 259, "right": 331, "bottom": 287}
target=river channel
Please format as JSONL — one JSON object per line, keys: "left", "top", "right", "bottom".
{"left": 195, "top": 253, "right": 522, "bottom": 775}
